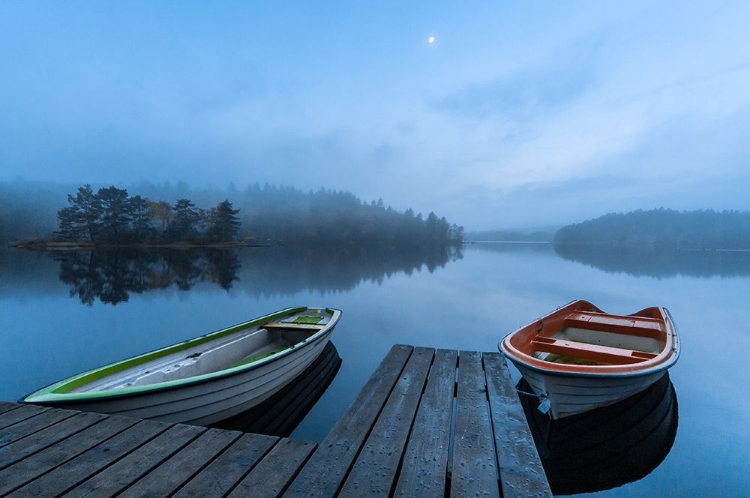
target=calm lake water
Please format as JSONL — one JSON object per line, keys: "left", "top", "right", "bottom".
{"left": 2, "top": 243, "right": 749, "bottom": 496}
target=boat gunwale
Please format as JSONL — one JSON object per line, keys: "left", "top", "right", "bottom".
{"left": 21, "top": 307, "right": 341, "bottom": 404}
{"left": 499, "top": 300, "right": 680, "bottom": 377}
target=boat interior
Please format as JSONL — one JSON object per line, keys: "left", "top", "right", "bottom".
{"left": 530, "top": 311, "right": 665, "bottom": 366}
{"left": 73, "top": 322, "right": 325, "bottom": 393}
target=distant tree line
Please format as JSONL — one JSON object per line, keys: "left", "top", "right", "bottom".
{"left": 39, "top": 182, "right": 464, "bottom": 248}
{"left": 56, "top": 184, "right": 240, "bottom": 244}
{"left": 553, "top": 208, "right": 750, "bottom": 250}
{"left": 237, "top": 184, "right": 463, "bottom": 249}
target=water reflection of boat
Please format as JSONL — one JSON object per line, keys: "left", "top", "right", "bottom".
{"left": 22, "top": 307, "right": 341, "bottom": 425}
{"left": 212, "top": 341, "right": 341, "bottom": 436}
{"left": 499, "top": 300, "right": 680, "bottom": 418}
{"left": 520, "top": 373, "right": 679, "bottom": 495}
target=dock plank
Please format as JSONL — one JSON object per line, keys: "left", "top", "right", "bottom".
{"left": 0, "top": 403, "right": 49, "bottom": 430}
{"left": 8, "top": 419, "right": 167, "bottom": 497}
{"left": 173, "top": 432, "right": 279, "bottom": 498}
{"left": 339, "top": 346, "right": 435, "bottom": 496}
{"left": 394, "top": 348, "right": 458, "bottom": 497}
{"left": 228, "top": 439, "right": 317, "bottom": 498}
{"left": 0, "top": 406, "right": 76, "bottom": 448}
{"left": 484, "top": 353, "right": 552, "bottom": 498}
{"left": 0, "top": 410, "right": 105, "bottom": 471}
{"left": 451, "top": 350, "right": 500, "bottom": 498}
{"left": 0, "top": 415, "right": 139, "bottom": 496}
{"left": 0, "top": 401, "right": 22, "bottom": 417}
{"left": 119, "top": 427, "right": 243, "bottom": 498}
{"left": 285, "top": 344, "right": 414, "bottom": 497}
{"left": 63, "top": 423, "right": 206, "bottom": 497}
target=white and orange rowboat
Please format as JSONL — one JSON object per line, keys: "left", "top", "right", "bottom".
{"left": 499, "top": 300, "right": 679, "bottom": 419}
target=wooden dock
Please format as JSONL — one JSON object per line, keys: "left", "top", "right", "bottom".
{"left": 0, "top": 345, "right": 551, "bottom": 497}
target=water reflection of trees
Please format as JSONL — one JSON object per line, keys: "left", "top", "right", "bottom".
{"left": 57, "top": 249, "right": 241, "bottom": 305}
{"left": 54, "top": 243, "right": 463, "bottom": 305}
{"left": 553, "top": 244, "right": 750, "bottom": 278}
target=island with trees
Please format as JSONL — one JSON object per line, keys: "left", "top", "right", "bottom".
{"left": 4, "top": 181, "right": 464, "bottom": 250}
{"left": 54, "top": 185, "right": 241, "bottom": 246}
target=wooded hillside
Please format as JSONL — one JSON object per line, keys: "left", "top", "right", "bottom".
{"left": 553, "top": 208, "right": 750, "bottom": 249}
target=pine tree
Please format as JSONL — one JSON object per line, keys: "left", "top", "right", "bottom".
{"left": 207, "top": 199, "right": 241, "bottom": 242}
{"left": 97, "top": 186, "right": 132, "bottom": 242}
{"left": 170, "top": 199, "right": 201, "bottom": 242}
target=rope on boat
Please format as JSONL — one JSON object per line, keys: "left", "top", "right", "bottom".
{"left": 516, "top": 388, "right": 552, "bottom": 415}
{"left": 516, "top": 389, "right": 546, "bottom": 399}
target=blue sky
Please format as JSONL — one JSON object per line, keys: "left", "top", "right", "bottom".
{"left": 2, "top": 1, "right": 749, "bottom": 230}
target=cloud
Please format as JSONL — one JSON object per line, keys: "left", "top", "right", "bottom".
{"left": 434, "top": 47, "right": 598, "bottom": 123}
{"left": 2, "top": 1, "right": 750, "bottom": 231}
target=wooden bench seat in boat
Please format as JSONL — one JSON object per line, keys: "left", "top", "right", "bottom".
{"left": 262, "top": 321, "right": 326, "bottom": 331}
{"left": 531, "top": 336, "right": 658, "bottom": 365}
{"left": 563, "top": 312, "right": 663, "bottom": 337}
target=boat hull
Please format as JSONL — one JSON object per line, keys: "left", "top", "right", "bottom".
{"left": 510, "top": 360, "right": 668, "bottom": 419}
{"left": 500, "top": 300, "right": 679, "bottom": 419}
{"left": 23, "top": 307, "right": 341, "bottom": 426}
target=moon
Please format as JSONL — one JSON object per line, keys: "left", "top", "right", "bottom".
{"left": 428, "top": 36, "right": 435, "bottom": 44}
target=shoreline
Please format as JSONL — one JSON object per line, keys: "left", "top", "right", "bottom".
{"left": 9, "top": 240, "right": 273, "bottom": 251}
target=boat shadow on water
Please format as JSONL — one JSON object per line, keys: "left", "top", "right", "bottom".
{"left": 519, "top": 373, "right": 679, "bottom": 495}
{"left": 209, "top": 341, "right": 341, "bottom": 437}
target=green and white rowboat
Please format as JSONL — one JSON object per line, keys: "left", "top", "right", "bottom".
{"left": 22, "top": 307, "right": 342, "bottom": 425}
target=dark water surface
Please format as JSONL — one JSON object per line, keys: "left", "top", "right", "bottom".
{"left": 1, "top": 243, "right": 748, "bottom": 496}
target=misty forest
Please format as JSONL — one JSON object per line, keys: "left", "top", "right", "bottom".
{"left": 552, "top": 208, "right": 750, "bottom": 250}
{"left": 0, "top": 180, "right": 464, "bottom": 249}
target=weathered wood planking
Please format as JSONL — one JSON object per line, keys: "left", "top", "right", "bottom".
{"left": 60, "top": 423, "right": 208, "bottom": 496}
{"left": 451, "top": 350, "right": 500, "bottom": 497}
{"left": 393, "top": 348, "right": 457, "bottom": 497}
{"left": 284, "top": 344, "right": 552, "bottom": 497}
{"left": 172, "top": 432, "right": 279, "bottom": 498}
{"left": 338, "top": 346, "right": 434, "bottom": 496}
{"left": 0, "top": 402, "right": 47, "bottom": 430}
{"left": 0, "top": 414, "right": 139, "bottom": 495}
{"left": 1, "top": 343, "right": 551, "bottom": 497}
{"left": 227, "top": 439, "right": 316, "bottom": 497}
{"left": 118, "top": 428, "right": 244, "bottom": 498}
{"left": 485, "top": 352, "right": 552, "bottom": 498}
{"left": 0, "top": 408, "right": 105, "bottom": 472}
{"left": 285, "top": 344, "right": 414, "bottom": 497}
